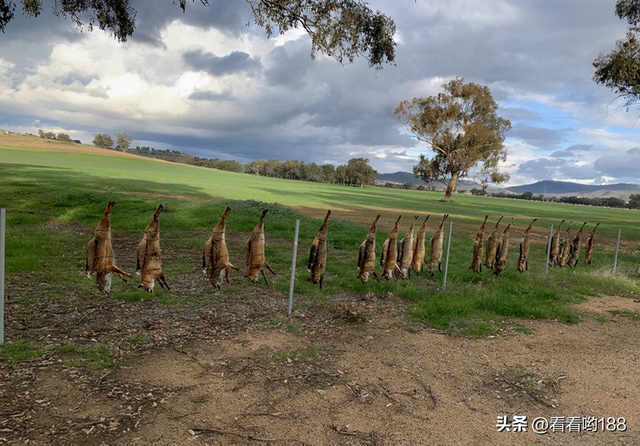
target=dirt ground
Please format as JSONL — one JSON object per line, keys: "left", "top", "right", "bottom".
{"left": 1, "top": 285, "right": 639, "bottom": 446}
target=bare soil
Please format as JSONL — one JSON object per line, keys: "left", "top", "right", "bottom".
{"left": 1, "top": 287, "right": 639, "bottom": 446}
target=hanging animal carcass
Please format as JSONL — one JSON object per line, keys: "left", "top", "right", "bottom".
{"left": 136, "top": 205, "right": 169, "bottom": 293}
{"left": 358, "top": 215, "right": 381, "bottom": 283}
{"left": 397, "top": 216, "right": 419, "bottom": 279}
{"left": 517, "top": 219, "right": 538, "bottom": 273}
{"left": 381, "top": 216, "right": 402, "bottom": 280}
{"left": 86, "top": 201, "right": 132, "bottom": 296}
{"left": 470, "top": 215, "right": 489, "bottom": 273}
{"left": 558, "top": 221, "right": 573, "bottom": 268}
{"left": 308, "top": 210, "right": 331, "bottom": 289}
{"left": 427, "top": 214, "right": 450, "bottom": 276}
{"left": 203, "top": 207, "right": 239, "bottom": 290}
{"left": 567, "top": 222, "right": 588, "bottom": 268}
{"left": 484, "top": 216, "right": 504, "bottom": 270}
{"left": 584, "top": 223, "right": 600, "bottom": 266}
{"left": 411, "top": 216, "right": 430, "bottom": 274}
{"left": 246, "top": 209, "right": 276, "bottom": 285}
{"left": 494, "top": 220, "right": 513, "bottom": 276}
{"left": 549, "top": 219, "right": 566, "bottom": 267}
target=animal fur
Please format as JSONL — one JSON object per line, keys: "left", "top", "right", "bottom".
{"left": 558, "top": 221, "right": 573, "bottom": 268}
{"left": 308, "top": 210, "right": 331, "bottom": 289}
{"left": 584, "top": 223, "right": 600, "bottom": 266}
{"left": 136, "top": 205, "right": 168, "bottom": 293}
{"left": 411, "top": 216, "right": 430, "bottom": 273}
{"left": 358, "top": 215, "right": 381, "bottom": 283}
{"left": 549, "top": 219, "right": 566, "bottom": 267}
{"left": 484, "top": 216, "right": 504, "bottom": 270}
{"left": 85, "top": 201, "right": 131, "bottom": 296}
{"left": 567, "top": 222, "right": 588, "bottom": 268}
{"left": 396, "top": 216, "right": 419, "bottom": 279}
{"left": 494, "top": 220, "right": 513, "bottom": 276}
{"left": 381, "top": 216, "right": 402, "bottom": 280}
{"left": 427, "top": 214, "right": 449, "bottom": 276}
{"left": 470, "top": 215, "right": 489, "bottom": 273}
{"left": 203, "top": 207, "right": 239, "bottom": 290}
{"left": 517, "top": 219, "right": 538, "bottom": 273}
{"left": 246, "top": 209, "right": 276, "bottom": 285}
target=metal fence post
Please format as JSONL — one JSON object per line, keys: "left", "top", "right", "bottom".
{"left": 442, "top": 221, "right": 453, "bottom": 291}
{"left": 288, "top": 219, "right": 300, "bottom": 317}
{"left": 613, "top": 228, "right": 622, "bottom": 276}
{"left": 0, "top": 209, "right": 5, "bottom": 345}
{"left": 545, "top": 225, "right": 553, "bottom": 277}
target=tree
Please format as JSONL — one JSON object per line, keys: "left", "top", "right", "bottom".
{"left": 338, "top": 157, "right": 376, "bottom": 186}
{"left": 629, "top": 194, "right": 640, "bottom": 209}
{"left": 321, "top": 164, "right": 335, "bottom": 183}
{"left": 56, "top": 132, "right": 72, "bottom": 142}
{"left": 395, "top": 78, "right": 512, "bottom": 202}
{"left": 245, "top": 160, "right": 267, "bottom": 176}
{"left": 0, "top": 0, "right": 395, "bottom": 69}
{"left": 117, "top": 133, "right": 132, "bottom": 152}
{"left": 593, "top": 0, "right": 640, "bottom": 109}
{"left": 93, "top": 133, "right": 114, "bottom": 149}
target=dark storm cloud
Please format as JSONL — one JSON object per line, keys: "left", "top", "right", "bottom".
{"left": 594, "top": 148, "right": 640, "bottom": 178}
{"left": 518, "top": 158, "right": 557, "bottom": 177}
{"left": 2, "top": 0, "right": 640, "bottom": 180}
{"left": 127, "top": 0, "right": 253, "bottom": 45}
{"left": 183, "top": 49, "right": 260, "bottom": 76}
{"left": 518, "top": 157, "right": 599, "bottom": 181}
{"left": 509, "top": 124, "right": 569, "bottom": 149}
{"left": 188, "top": 90, "right": 229, "bottom": 101}
{"left": 550, "top": 144, "right": 593, "bottom": 158}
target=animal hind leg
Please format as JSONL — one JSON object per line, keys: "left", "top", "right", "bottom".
{"left": 261, "top": 269, "right": 270, "bottom": 286}
{"left": 111, "top": 265, "right": 132, "bottom": 280}
{"left": 159, "top": 273, "right": 170, "bottom": 290}
{"left": 319, "top": 274, "right": 323, "bottom": 290}
{"left": 265, "top": 261, "right": 276, "bottom": 276}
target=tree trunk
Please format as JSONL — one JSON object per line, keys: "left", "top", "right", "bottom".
{"left": 443, "top": 173, "right": 460, "bottom": 202}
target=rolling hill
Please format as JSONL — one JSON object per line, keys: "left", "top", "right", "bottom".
{"left": 507, "top": 180, "right": 640, "bottom": 200}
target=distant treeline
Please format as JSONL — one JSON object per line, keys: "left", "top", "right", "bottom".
{"left": 487, "top": 190, "right": 640, "bottom": 209}
{"left": 127, "top": 146, "right": 377, "bottom": 187}
{"left": 38, "top": 130, "right": 74, "bottom": 143}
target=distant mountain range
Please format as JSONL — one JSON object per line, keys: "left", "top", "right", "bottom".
{"left": 376, "top": 173, "right": 640, "bottom": 200}
{"left": 507, "top": 180, "right": 640, "bottom": 199}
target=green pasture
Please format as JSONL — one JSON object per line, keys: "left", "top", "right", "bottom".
{"left": 1, "top": 146, "right": 640, "bottom": 339}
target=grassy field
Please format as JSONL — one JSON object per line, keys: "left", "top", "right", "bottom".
{"left": 2, "top": 134, "right": 640, "bottom": 337}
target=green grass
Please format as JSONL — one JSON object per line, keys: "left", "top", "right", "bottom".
{"left": 0, "top": 339, "right": 43, "bottom": 362}
{"left": 54, "top": 342, "right": 116, "bottom": 370}
{"left": 595, "top": 316, "right": 609, "bottom": 323}
{"left": 2, "top": 146, "right": 640, "bottom": 337}
{"left": 607, "top": 309, "right": 640, "bottom": 319}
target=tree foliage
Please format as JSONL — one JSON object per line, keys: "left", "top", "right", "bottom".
{"left": 38, "top": 129, "right": 72, "bottom": 142}
{"left": 395, "top": 78, "right": 511, "bottom": 202}
{"left": 93, "top": 133, "right": 114, "bottom": 149}
{"left": 593, "top": 0, "right": 640, "bottom": 109}
{"left": 117, "top": 133, "right": 132, "bottom": 152}
{"left": 0, "top": 0, "right": 396, "bottom": 68}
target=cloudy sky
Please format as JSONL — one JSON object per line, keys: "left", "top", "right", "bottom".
{"left": 1, "top": 0, "right": 639, "bottom": 185}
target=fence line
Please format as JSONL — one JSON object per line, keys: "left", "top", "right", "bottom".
{"left": 443, "top": 222, "right": 453, "bottom": 291}
{"left": 545, "top": 225, "right": 553, "bottom": 277}
{"left": 613, "top": 229, "right": 622, "bottom": 276}
{"left": 1, "top": 209, "right": 5, "bottom": 345}
{"left": 288, "top": 220, "right": 300, "bottom": 316}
